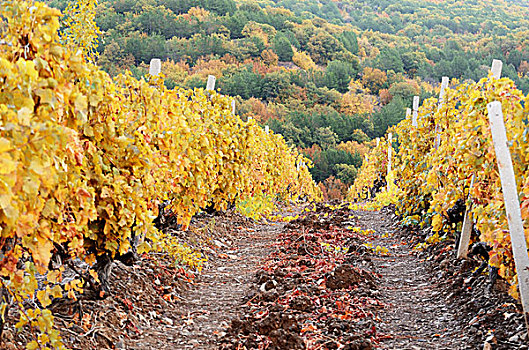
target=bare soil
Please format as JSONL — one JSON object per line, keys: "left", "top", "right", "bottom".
{"left": 3, "top": 204, "right": 526, "bottom": 350}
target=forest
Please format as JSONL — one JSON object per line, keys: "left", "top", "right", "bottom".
{"left": 46, "top": 0, "right": 529, "bottom": 198}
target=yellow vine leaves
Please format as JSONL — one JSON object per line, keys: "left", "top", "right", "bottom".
{"left": 350, "top": 72, "right": 529, "bottom": 299}
{"left": 0, "top": 1, "right": 321, "bottom": 348}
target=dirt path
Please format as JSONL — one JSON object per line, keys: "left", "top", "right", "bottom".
{"left": 125, "top": 221, "right": 282, "bottom": 349}
{"left": 172, "top": 223, "right": 279, "bottom": 349}
{"left": 355, "top": 210, "right": 465, "bottom": 349}
{"left": 122, "top": 207, "right": 525, "bottom": 350}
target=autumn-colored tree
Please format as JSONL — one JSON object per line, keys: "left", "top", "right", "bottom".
{"left": 261, "top": 49, "right": 279, "bottom": 66}
{"left": 337, "top": 140, "right": 369, "bottom": 157}
{"left": 307, "top": 31, "right": 344, "bottom": 64}
{"left": 184, "top": 6, "right": 211, "bottom": 21}
{"left": 301, "top": 144, "right": 323, "bottom": 160}
{"left": 238, "top": 97, "right": 277, "bottom": 122}
{"left": 340, "top": 81, "right": 376, "bottom": 115}
{"left": 242, "top": 21, "right": 277, "bottom": 46}
{"left": 519, "top": 61, "right": 529, "bottom": 76}
{"left": 318, "top": 182, "right": 328, "bottom": 201}
{"left": 191, "top": 56, "right": 231, "bottom": 79}
{"left": 357, "top": 36, "right": 380, "bottom": 60}
{"left": 361, "top": 67, "right": 388, "bottom": 94}
{"left": 292, "top": 49, "right": 317, "bottom": 70}
{"left": 162, "top": 59, "right": 190, "bottom": 86}
{"left": 323, "top": 176, "right": 347, "bottom": 200}
{"left": 379, "top": 89, "right": 392, "bottom": 105}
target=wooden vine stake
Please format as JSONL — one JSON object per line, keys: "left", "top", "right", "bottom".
{"left": 458, "top": 60, "right": 503, "bottom": 258}
{"left": 149, "top": 58, "right": 161, "bottom": 76}
{"left": 487, "top": 101, "right": 529, "bottom": 334}
{"left": 412, "top": 96, "right": 420, "bottom": 127}
{"left": 206, "top": 75, "right": 216, "bottom": 91}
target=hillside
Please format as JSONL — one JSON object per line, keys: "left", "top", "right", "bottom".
{"left": 47, "top": 0, "right": 529, "bottom": 198}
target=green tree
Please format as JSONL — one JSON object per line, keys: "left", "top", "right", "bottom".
{"left": 262, "top": 71, "right": 291, "bottom": 101}
{"left": 202, "top": 0, "right": 236, "bottom": 15}
{"left": 221, "top": 67, "right": 262, "bottom": 99}
{"left": 371, "top": 96, "right": 406, "bottom": 137}
{"left": 273, "top": 32, "right": 294, "bottom": 61}
{"left": 376, "top": 47, "right": 404, "bottom": 73}
{"left": 125, "top": 33, "right": 166, "bottom": 64}
{"left": 324, "top": 60, "right": 358, "bottom": 93}
{"left": 336, "top": 164, "right": 358, "bottom": 185}
{"left": 388, "top": 81, "right": 418, "bottom": 104}
{"left": 338, "top": 31, "right": 358, "bottom": 55}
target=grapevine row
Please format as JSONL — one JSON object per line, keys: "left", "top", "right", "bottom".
{"left": 349, "top": 71, "right": 529, "bottom": 299}
{"left": 0, "top": 2, "right": 321, "bottom": 348}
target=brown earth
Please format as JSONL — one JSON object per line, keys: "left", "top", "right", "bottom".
{"left": 357, "top": 207, "right": 527, "bottom": 350}
{"left": 3, "top": 205, "right": 526, "bottom": 350}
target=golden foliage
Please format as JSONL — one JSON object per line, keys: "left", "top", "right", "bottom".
{"left": 162, "top": 59, "right": 189, "bottom": 85}
{"left": 292, "top": 49, "right": 317, "bottom": 71}
{"left": 352, "top": 72, "right": 529, "bottom": 299}
{"left": 0, "top": 2, "right": 322, "bottom": 347}
{"left": 339, "top": 81, "right": 376, "bottom": 115}
{"left": 361, "top": 67, "right": 387, "bottom": 94}
{"left": 337, "top": 140, "right": 369, "bottom": 157}
{"left": 62, "top": 0, "right": 101, "bottom": 63}
{"left": 261, "top": 49, "right": 279, "bottom": 66}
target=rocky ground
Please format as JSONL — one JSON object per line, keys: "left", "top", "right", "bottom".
{"left": 2, "top": 203, "right": 526, "bottom": 349}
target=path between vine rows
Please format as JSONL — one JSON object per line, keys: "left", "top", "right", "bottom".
{"left": 123, "top": 207, "right": 525, "bottom": 349}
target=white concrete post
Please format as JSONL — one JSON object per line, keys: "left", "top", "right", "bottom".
{"left": 149, "top": 58, "right": 161, "bottom": 76}
{"left": 231, "top": 100, "right": 236, "bottom": 115}
{"left": 487, "top": 101, "right": 529, "bottom": 334}
{"left": 412, "top": 96, "right": 420, "bottom": 127}
{"left": 458, "top": 60, "right": 503, "bottom": 257}
{"left": 265, "top": 125, "right": 269, "bottom": 134}
{"left": 376, "top": 138, "right": 380, "bottom": 147}
{"left": 491, "top": 59, "right": 503, "bottom": 79}
{"left": 206, "top": 75, "right": 216, "bottom": 91}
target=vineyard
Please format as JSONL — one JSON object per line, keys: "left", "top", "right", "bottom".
{"left": 2, "top": 0, "right": 529, "bottom": 349}
{"left": 0, "top": 2, "right": 321, "bottom": 348}
{"left": 349, "top": 61, "right": 529, "bottom": 331}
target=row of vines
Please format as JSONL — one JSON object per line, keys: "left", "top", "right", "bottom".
{"left": 0, "top": 1, "right": 321, "bottom": 348}
{"left": 349, "top": 71, "right": 529, "bottom": 299}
